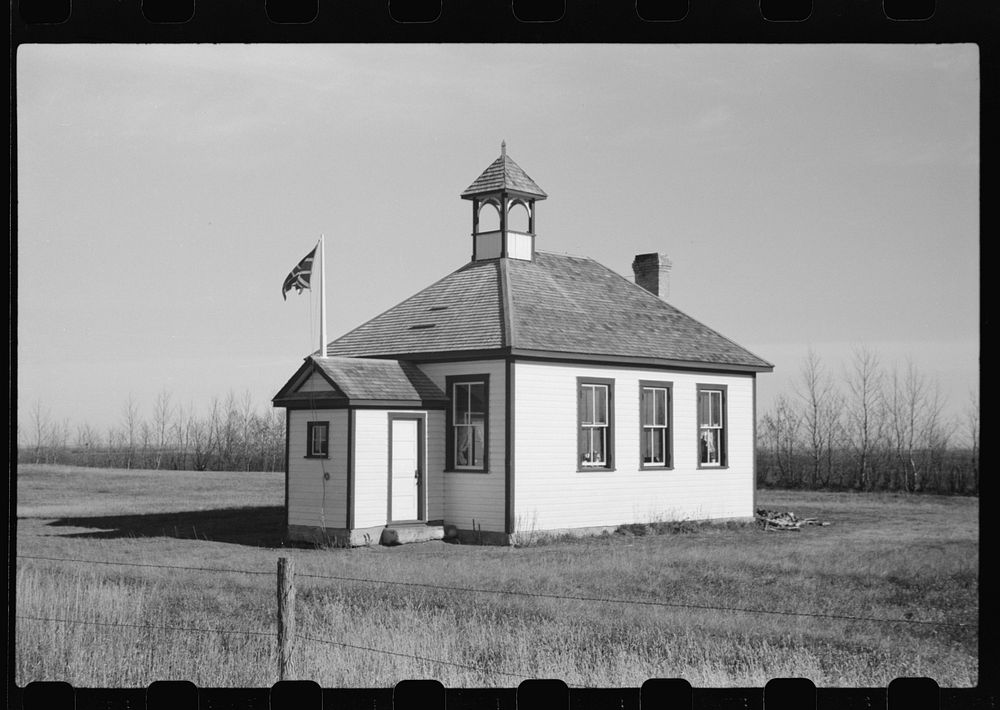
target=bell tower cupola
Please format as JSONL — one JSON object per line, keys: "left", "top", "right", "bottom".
{"left": 461, "top": 142, "right": 547, "bottom": 262}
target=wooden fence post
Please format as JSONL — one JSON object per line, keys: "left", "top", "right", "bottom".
{"left": 277, "top": 556, "right": 296, "bottom": 681}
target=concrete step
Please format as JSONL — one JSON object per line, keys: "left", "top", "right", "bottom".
{"left": 380, "top": 524, "right": 445, "bottom": 546}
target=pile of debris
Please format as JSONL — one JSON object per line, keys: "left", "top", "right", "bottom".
{"left": 755, "top": 508, "right": 830, "bottom": 532}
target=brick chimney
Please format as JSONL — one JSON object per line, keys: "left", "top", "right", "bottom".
{"left": 632, "top": 253, "right": 672, "bottom": 298}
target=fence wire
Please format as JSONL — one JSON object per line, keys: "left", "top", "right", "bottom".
{"left": 16, "top": 613, "right": 276, "bottom": 638}
{"left": 18, "top": 553, "right": 976, "bottom": 629}
{"left": 297, "top": 633, "right": 533, "bottom": 681}
{"left": 15, "top": 614, "right": 536, "bottom": 683}
{"left": 18, "top": 553, "right": 272, "bottom": 577}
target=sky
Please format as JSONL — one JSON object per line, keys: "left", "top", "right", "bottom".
{"left": 15, "top": 44, "right": 979, "bottom": 440}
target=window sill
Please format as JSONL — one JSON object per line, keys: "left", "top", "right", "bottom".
{"left": 304, "top": 455, "right": 330, "bottom": 460}
{"left": 639, "top": 465, "right": 674, "bottom": 471}
{"left": 444, "top": 468, "right": 490, "bottom": 474}
{"left": 697, "top": 465, "right": 729, "bottom": 470}
{"left": 577, "top": 466, "right": 616, "bottom": 473}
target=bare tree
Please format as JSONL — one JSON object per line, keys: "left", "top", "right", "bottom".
{"left": 884, "top": 359, "right": 929, "bottom": 492}
{"left": 48, "top": 418, "right": 71, "bottom": 464}
{"left": 28, "top": 400, "right": 50, "bottom": 464}
{"left": 237, "top": 390, "right": 255, "bottom": 471}
{"left": 794, "top": 349, "right": 845, "bottom": 488}
{"left": 121, "top": 394, "right": 141, "bottom": 470}
{"left": 966, "top": 389, "right": 979, "bottom": 493}
{"left": 207, "top": 395, "right": 233, "bottom": 470}
{"left": 189, "top": 413, "right": 213, "bottom": 472}
{"left": 244, "top": 405, "right": 284, "bottom": 472}
{"left": 844, "top": 345, "right": 886, "bottom": 490}
{"left": 171, "top": 403, "right": 192, "bottom": 470}
{"left": 152, "top": 389, "right": 174, "bottom": 470}
{"left": 919, "top": 381, "right": 952, "bottom": 491}
{"left": 267, "top": 408, "right": 286, "bottom": 472}
{"left": 139, "top": 421, "right": 154, "bottom": 470}
{"left": 760, "top": 394, "right": 801, "bottom": 487}
{"left": 76, "top": 422, "right": 99, "bottom": 467}
{"left": 105, "top": 426, "right": 124, "bottom": 468}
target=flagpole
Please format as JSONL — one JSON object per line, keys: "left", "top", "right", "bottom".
{"left": 319, "top": 234, "right": 327, "bottom": 359}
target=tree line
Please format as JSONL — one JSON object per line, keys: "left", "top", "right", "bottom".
{"left": 757, "top": 347, "right": 979, "bottom": 494}
{"left": 18, "top": 348, "right": 980, "bottom": 494}
{"left": 19, "top": 390, "right": 285, "bottom": 473}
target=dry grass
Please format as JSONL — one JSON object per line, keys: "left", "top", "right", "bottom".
{"left": 14, "top": 464, "right": 978, "bottom": 688}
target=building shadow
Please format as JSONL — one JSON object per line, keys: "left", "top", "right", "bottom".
{"left": 44, "top": 506, "right": 286, "bottom": 548}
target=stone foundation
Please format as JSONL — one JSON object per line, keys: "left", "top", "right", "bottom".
{"left": 289, "top": 517, "right": 754, "bottom": 548}
{"left": 449, "top": 527, "right": 514, "bottom": 546}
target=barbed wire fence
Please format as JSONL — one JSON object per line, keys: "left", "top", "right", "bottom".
{"left": 15, "top": 552, "right": 978, "bottom": 686}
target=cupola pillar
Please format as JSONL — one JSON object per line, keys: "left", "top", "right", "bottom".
{"left": 460, "top": 142, "right": 547, "bottom": 262}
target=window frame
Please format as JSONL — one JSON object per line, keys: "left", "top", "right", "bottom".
{"left": 445, "top": 374, "right": 490, "bottom": 473}
{"left": 639, "top": 380, "right": 673, "bottom": 470}
{"left": 577, "top": 377, "right": 615, "bottom": 472}
{"left": 696, "top": 384, "right": 728, "bottom": 469}
{"left": 305, "top": 420, "right": 330, "bottom": 459}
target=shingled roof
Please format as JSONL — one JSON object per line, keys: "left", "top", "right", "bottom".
{"left": 460, "top": 150, "right": 547, "bottom": 200}
{"left": 273, "top": 355, "right": 447, "bottom": 406}
{"left": 326, "top": 259, "right": 506, "bottom": 357}
{"left": 325, "top": 252, "right": 772, "bottom": 372}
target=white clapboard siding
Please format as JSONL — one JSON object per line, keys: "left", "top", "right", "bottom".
{"left": 352, "top": 409, "right": 438, "bottom": 527}
{"left": 417, "top": 360, "right": 507, "bottom": 532}
{"left": 426, "top": 410, "right": 446, "bottom": 522}
{"left": 353, "top": 409, "right": 390, "bottom": 529}
{"left": 287, "top": 409, "right": 348, "bottom": 529}
{"left": 513, "top": 361, "right": 755, "bottom": 531}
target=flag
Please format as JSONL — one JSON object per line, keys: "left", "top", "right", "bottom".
{"left": 282, "top": 245, "right": 317, "bottom": 300}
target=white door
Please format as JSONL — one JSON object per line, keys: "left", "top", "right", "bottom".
{"left": 390, "top": 418, "right": 421, "bottom": 522}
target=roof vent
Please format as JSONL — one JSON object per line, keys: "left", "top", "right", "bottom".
{"left": 409, "top": 323, "right": 436, "bottom": 330}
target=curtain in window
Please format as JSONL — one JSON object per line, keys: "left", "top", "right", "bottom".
{"left": 454, "top": 382, "right": 485, "bottom": 468}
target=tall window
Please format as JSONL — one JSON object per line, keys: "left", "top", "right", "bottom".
{"left": 306, "top": 421, "right": 329, "bottom": 458}
{"left": 698, "top": 386, "right": 727, "bottom": 467}
{"left": 578, "top": 378, "right": 614, "bottom": 469}
{"left": 640, "top": 382, "right": 672, "bottom": 468}
{"left": 446, "top": 375, "right": 489, "bottom": 471}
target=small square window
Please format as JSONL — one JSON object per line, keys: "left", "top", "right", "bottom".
{"left": 306, "top": 421, "right": 329, "bottom": 458}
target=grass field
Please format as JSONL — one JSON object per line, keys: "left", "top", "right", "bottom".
{"left": 14, "top": 464, "right": 978, "bottom": 688}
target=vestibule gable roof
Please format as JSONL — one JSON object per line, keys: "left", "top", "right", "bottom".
{"left": 272, "top": 356, "right": 447, "bottom": 407}
{"left": 324, "top": 251, "right": 772, "bottom": 372}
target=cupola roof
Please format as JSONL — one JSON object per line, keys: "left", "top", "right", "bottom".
{"left": 461, "top": 142, "right": 547, "bottom": 200}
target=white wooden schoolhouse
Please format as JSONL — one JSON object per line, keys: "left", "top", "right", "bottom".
{"left": 273, "top": 145, "right": 773, "bottom": 545}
